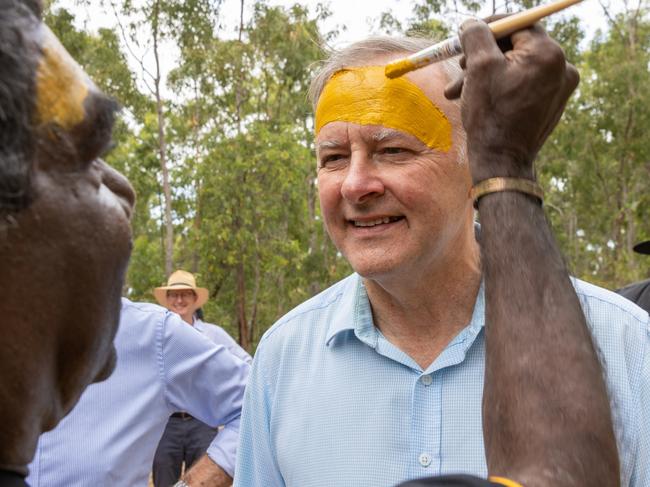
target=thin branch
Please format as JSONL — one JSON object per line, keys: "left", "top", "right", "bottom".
{"left": 598, "top": 0, "right": 627, "bottom": 42}
{"left": 109, "top": 0, "right": 157, "bottom": 96}
{"left": 238, "top": 0, "right": 245, "bottom": 42}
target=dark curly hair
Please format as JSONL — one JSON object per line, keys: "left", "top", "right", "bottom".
{"left": 0, "top": 0, "right": 42, "bottom": 213}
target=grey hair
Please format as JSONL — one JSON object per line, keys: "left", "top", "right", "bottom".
{"left": 309, "top": 36, "right": 462, "bottom": 109}
{"left": 309, "top": 36, "right": 466, "bottom": 164}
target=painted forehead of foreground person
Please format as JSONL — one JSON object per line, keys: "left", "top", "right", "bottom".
{"left": 0, "top": 2, "right": 134, "bottom": 483}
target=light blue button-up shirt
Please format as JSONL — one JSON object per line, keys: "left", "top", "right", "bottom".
{"left": 235, "top": 273, "right": 649, "bottom": 487}
{"left": 194, "top": 318, "right": 252, "bottom": 364}
{"left": 28, "top": 299, "right": 250, "bottom": 486}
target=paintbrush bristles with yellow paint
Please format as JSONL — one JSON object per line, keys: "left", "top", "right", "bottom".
{"left": 385, "top": 0, "right": 583, "bottom": 79}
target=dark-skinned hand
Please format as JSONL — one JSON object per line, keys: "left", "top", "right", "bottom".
{"left": 444, "top": 17, "right": 579, "bottom": 185}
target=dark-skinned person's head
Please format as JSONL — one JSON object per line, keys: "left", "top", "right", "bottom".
{"left": 0, "top": 0, "right": 135, "bottom": 477}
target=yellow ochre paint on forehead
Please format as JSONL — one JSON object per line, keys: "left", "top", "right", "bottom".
{"left": 315, "top": 65, "right": 452, "bottom": 152}
{"left": 35, "top": 26, "right": 90, "bottom": 131}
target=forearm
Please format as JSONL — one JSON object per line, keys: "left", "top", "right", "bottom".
{"left": 202, "top": 415, "right": 239, "bottom": 477}
{"left": 183, "top": 455, "right": 232, "bottom": 487}
{"left": 478, "top": 190, "right": 619, "bottom": 486}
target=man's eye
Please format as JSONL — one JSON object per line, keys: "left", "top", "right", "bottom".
{"left": 381, "top": 147, "right": 405, "bottom": 155}
{"left": 319, "top": 154, "right": 347, "bottom": 168}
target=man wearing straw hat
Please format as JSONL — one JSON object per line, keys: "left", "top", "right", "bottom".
{"left": 235, "top": 17, "right": 649, "bottom": 487}
{"left": 152, "top": 270, "right": 251, "bottom": 487}
{"left": 617, "top": 240, "right": 650, "bottom": 313}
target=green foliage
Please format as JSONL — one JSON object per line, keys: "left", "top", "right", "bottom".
{"left": 162, "top": 1, "right": 347, "bottom": 348}
{"left": 376, "top": 1, "right": 453, "bottom": 38}
{"left": 547, "top": 16, "right": 584, "bottom": 64}
{"left": 538, "top": 7, "right": 650, "bottom": 287}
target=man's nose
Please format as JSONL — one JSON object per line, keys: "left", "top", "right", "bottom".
{"left": 98, "top": 160, "right": 136, "bottom": 214}
{"left": 340, "top": 152, "right": 385, "bottom": 204}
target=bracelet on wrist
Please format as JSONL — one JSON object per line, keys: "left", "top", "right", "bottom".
{"left": 470, "top": 177, "right": 544, "bottom": 209}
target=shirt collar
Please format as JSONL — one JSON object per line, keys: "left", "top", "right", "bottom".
{"left": 325, "top": 273, "right": 486, "bottom": 355}
{"left": 325, "top": 274, "right": 366, "bottom": 346}
{"left": 193, "top": 318, "right": 205, "bottom": 331}
{"left": 426, "top": 280, "right": 485, "bottom": 373}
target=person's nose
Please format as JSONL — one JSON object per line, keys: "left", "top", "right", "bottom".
{"left": 340, "top": 152, "right": 385, "bottom": 204}
{"left": 98, "top": 160, "right": 136, "bottom": 217}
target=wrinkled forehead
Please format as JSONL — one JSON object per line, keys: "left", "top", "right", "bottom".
{"left": 314, "top": 65, "right": 453, "bottom": 152}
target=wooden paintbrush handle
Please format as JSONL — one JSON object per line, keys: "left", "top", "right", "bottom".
{"left": 488, "top": 0, "right": 583, "bottom": 38}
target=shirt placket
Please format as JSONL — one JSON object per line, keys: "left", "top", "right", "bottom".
{"left": 408, "top": 369, "right": 442, "bottom": 480}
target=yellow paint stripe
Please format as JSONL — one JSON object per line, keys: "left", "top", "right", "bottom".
{"left": 489, "top": 476, "right": 525, "bottom": 487}
{"left": 315, "top": 65, "right": 452, "bottom": 152}
{"left": 35, "top": 26, "right": 89, "bottom": 131}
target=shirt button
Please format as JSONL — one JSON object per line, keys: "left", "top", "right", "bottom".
{"left": 418, "top": 453, "right": 432, "bottom": 467}
{"left": 420, "top": 374, "right": 433, "bottom": 386}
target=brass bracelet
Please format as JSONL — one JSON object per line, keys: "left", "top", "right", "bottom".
{"left": 470, "top": 177, "right": 544, "bottom": 209}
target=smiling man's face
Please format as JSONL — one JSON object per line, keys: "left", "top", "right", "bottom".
{"left": 166, "top": 289, "right": 198, "bottom": 322}
{"left": 315, "top": 63, "right": 474, "bottom": 282}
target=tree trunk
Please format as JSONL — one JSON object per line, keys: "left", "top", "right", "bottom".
{"left": 234, "top": 0, "right": 249, "bottom": 350}
{"left": 191, "top": 82, "right": 203, "bottom": 274}
{"left": 247, "top": 233, "right": 261, "bottom": 346}
{"left": 152, "top": 0, "right": 174, "bottom": 276}
{"left": 236, "top": 260, "right": 250, "bottom": 351}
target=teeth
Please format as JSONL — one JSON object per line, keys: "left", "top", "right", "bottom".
{"left": 354, "top": 217, "right": 395, "bottom": 227}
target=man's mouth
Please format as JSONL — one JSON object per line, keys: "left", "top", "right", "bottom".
{"left": 351, "top": 216, "right": 403, "bottom": 227}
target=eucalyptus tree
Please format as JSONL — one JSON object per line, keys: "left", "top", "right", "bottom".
{"left": 99, "top": 0, "right": 223, "bottom": 276}
{"left": 539, "top": 2, "right": 650, "bottom": 287}
{"left": 166, "top": 2, "right": 348, "bottom": 350}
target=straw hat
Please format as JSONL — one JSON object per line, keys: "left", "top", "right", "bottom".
{"left": 634, "top": 240, "right": 650, "bottom": 255}
{"left": 154, "top": 270, "right": 209, "bottom": 308}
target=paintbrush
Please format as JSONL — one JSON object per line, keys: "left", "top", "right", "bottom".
{"left": 385, "top": 0, "right": 583, "bottom": 78}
